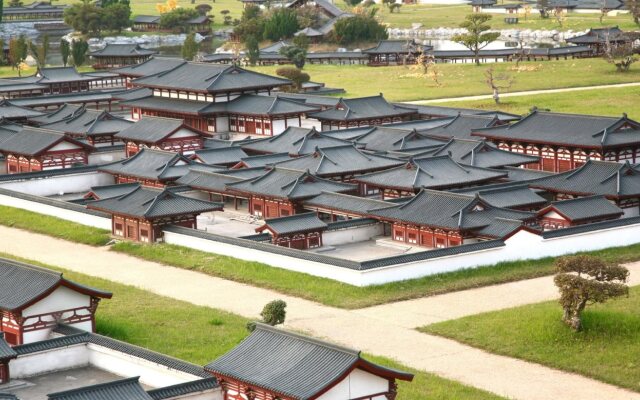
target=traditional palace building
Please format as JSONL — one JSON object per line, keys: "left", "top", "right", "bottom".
{"left": 89, "top": 43, "right": 157, "bottom": 69}
{"left": 0, "top": 258, "right": 112, "bottom": 346}
{"left": 206, "top": 323, "right": 413, "bottom": 400}
{"left": 473, "top": 111, "right": 640, "bottom": 172}
{"left": 99, "top": 148, "right": 194, "bottom": 187}
{"left": 118, "top": 61, "right": 319, "bottom": 135}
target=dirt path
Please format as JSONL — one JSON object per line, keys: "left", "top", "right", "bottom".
{"left": 405, "top": 82, "right": 640, "bottom": 104}
{"left": 2, "top": 225, "right": 639, "bottom": 400}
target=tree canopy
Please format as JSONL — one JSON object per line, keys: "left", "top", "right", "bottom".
{"left": 263, "top": 8, "right": 299, "bottom": 41}
{"left": 331, "top": 8, "right": 388, "bottom": 45}
{"left": 452, "top": 13, "right": 499, "bottom": 66}
{"left": 160, "top": 7, "right": 200, "bottom": 32}
{"left": 554, "top": 255, "right": 629, "bottom": 331}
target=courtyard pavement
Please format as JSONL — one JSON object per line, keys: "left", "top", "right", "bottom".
{"left": 2, "top": 225, "right": 640, "bottom": 400}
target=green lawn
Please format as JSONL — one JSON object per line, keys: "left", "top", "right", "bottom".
{"left": 5, "top": 205, "right": 640, "bottom": 309}
{"left": 0, "top": 205, "right": 111, "bottom": 246}
{"left": 249, "top": 59, "right": 640, "bottom": 103}
{"left": 333, "top": 0, "right": 639, "bottom": 30}
{"left": 422, "top": 287, "right": 640, "bottom": 392}
{"left": 3, "top": 253, "right": 504, "bottom": 400}
{"left": 438, "top": 85, "right": 640, "bottom": 117}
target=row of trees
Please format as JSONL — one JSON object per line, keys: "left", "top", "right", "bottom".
{"left": 0, "top": 35, "right": 90, "bottom": 75}
{"left": 64, "top": 0, "right": 131, "bottom": 35}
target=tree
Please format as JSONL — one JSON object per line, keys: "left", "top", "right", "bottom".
{"left": 554, "top": 255, "right": 629, "bottom": 331}
{"left": 485, "top": 67, "right": 513, "bottom": 104}
{"left": 295, "top": 4, "right": 321, "bottom": 29}
{"left": 8, "top": 35, "right": 28, "bottom": 75}
{"left": 0, "top": 39, "right": 5, "bottom": 65}
{"left": 60, "top": 39, "right": 70, "bottom": 67}
{"left": 603, "top": 36, "right": 638, "bottom": 72}
{"left": 195, "top": 3, "right": 212, "bottom": 15}
{"left": 523, "top": 4, "right": 532, "bottom": 21}
{"left": 332, "top": 8, "right": 388, "bottom": 45}
{"left": 103, "top": 2, "right": 131, "bottom": 33}
{"left": 244, "top": 34, "right": 260, "bottom": 66}
{"left": 234, "top": 5, "right": 264, "bottom": 42}
{"left": 260, "top": 300, "right": 287, "bottom": 326}
{"left": 0, "top": 0, "right": 4, "bottom": 24}
{"left": 263, "top": 8, "right": 299, "bottom": 41}
{"left": 537, "top": 0, "right": 550, "bottom": 18}
{"left": 182, "top": 33, "right": 199, "bottom": 61}
{"left": 8, "top": 0, "right": 21, "bottom": 6}
{"left": 382, "top": 0, "right": 401, "bottom": 13}
{"left": 625, "top": 0, "right": 639, "bottom": 25}
{"left": 451, "top": 13, "right": 499, "bottom": 66}
{"left": 71, "top": 38, "right": 89, "bottom": 67}
{"left": 279, "top": 45, "right": 307, "bottom": 68}
{"left": 344, "top": 0, "right": 363, "bottom": 5}
{"left": 220, "top": 9, "right": 232, "bottom": 25}
{"left": 160, "top": 7, "right": 200, "bottom": 32}
{"left": 276, "top": 66, "right": 310, "bottom": 91}
{"left": 64, "top": 0, "right": 103, "bottom": 34}
{"left": 554, "top": 8, "right": 567, "bottom": 27}
{"left": 293, "top": 33, "right": 310, "bottom": 51}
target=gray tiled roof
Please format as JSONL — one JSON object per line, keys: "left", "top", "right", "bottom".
{"left": 363, "top": 39, "right": 433, "bottom": 55}
{"left": 115, "top": 116, "right": 205, "bottom": 143}
{"left": 0, "top": 258, "right": 111, "bottom": 312}
{"left": 147, "top": 378, "right": 218, "bottom": 400}
{"left": 112, "top": 57, "right": 185, "bottom": 77}
{"left": 99, "top": 149, "right": 193, "bottom": 181}
{"left": 354, "top": 155, "right": 507, "bottom": 191}
{"left": 398, "top": 103, "right": 521, "bottom": 121}
{"left": 41, "top": 108, "right": 132, "bottom": 137}
{"left": 0, "top": 394, "right": 18, "bottom": 400}
{"left": 567, "top": 26, "right": 627, "bottom": 43}
{"left": 543, "top": 195, "right": 624, "bottom": 221}
{"left": 48, "top": 377, "right": 152, "bottom": 400}
{"left": 119, "top": 95, "right": 214, "bottom": 115}
{"left": 419, "top": 114, "right": 503, "bottom": 140}
{"left": 35, "top": 67, "right": 98, "bottom": 84}
{"left": 176, "top": 164, "right": 260, "bottom": 192}
{"left": 309, "top": 94, "right": 418, "bottom": 122}
{"left": 529, "top": 160, "right": 640, "bottom": 198}
{"left": 234, "top": 152, "right": 292, "bottom": 168}
{"left": 0, "top": 126, "right": 92, "bottom": 156}
{"left": 90, "top": 43, "right": 156, "bottom": 57}
{"left": 474, "top": 110, "right": 640, "bottom": 148}
{"left": 353, "top": 126, "right": 447, "bottom": 152}
{"left": 0, "top": 99, "right": 45, "bottom": 119}
{"left": 86, "top": 182, "right": 141, "bottom": 200}
{"left": 276, "top": 92, "right": 342, "bottom": 108}
{"left": 9, "top": 90, "right": 116, "bottom": 108}
{"left": 259, "top": 212, "right": 328, "bottom": 235}
{"left": 274, "top": 145, "right": 404, "bottom": 176}
{"left": 0, "top": 333, "right": 17, "bottom": 360}
{"left": 453, "top": 184, "right": 548, "bottom": 209}
{"left": 227, "top": 167, "right": 357, "bottom": 199}
{"left": 205, "top": 323, "right": 411, "bottom": 400}
{"left": 370, "top": 189, "right": 534, "bottom": 237}
{"left": 424, "top": 138, "right": 539, "bottom": 168}
{"left": 132, "top": 14, "right": 160, "bottom": 24}
{"left": 87, "top": 186, "right": 223, "bottom": 218}
{"left": 503, "top": 166, "right": 556, "bottom": 182}
{"left": 132, "top": 63, "right": 291, "bottom": 93}
{"left": 241, "top": 127, "right": 350, "bottom": 155}
{"left": 29, "top": 103, "right": 84, "bottom": 125}
{"left": 304, "top": 191, "right": 394, "bottom": 215}
{"left": 194, "top": 147, "right": 248, "bottom": 165}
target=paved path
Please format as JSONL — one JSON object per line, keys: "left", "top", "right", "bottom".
{"left": 2, "top": 225, "right": 640, "bottom": 400}
{"left": 405, "top": 82, "right": 640, "bottom": 104}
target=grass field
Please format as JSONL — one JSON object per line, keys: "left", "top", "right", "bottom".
{"left": 421, "top": 287, "right": 640, "bottom": 392}
{"left": 4, "top": 205, "right": 640, "bottom": 309}
{"left": 437, "top": 85, "right": 640, "bottom": 116}
{"left": 3, "top": 253, "right": 504, "bottom": 400}
{"left": 249, "top": 59, "right": 640, "bottom": 103}
{"left": 0, "top": 206, "right": 111, "bottom": 246}
{"left": 343, "top": 2, "right": 640, "bottom": 31}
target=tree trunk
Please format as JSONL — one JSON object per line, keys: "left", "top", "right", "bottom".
{"left": 493, "top": 88, "right": 500, "bottom": 104}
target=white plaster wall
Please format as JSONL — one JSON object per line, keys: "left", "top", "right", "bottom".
{"left": 164, "top": 219, "right": 640, "bottom": 286}
{"left": 0, "top": 172, "right": 114, "bottom": 197}
{"left": 286, "top": 117, "right": 299, "bottom": 127}
{"left": 170, "top": 128, "right": 200, "bottom": 139}
{"left": 162, "top": 389, "right": 222, "bottom": 400}
{"left": 89, "top": 150, "right": 125, "bottom": 164}
{"left": 88, "top": 344, "right": 202, "bottom": 388}
{"left": 23, "top": 286, "right": 91, "bottom": 317}
{"left": 10, "top": 345, "right": 89, "bottom": 378}
{"left": 318, "top": 369, "right": 389, "bottom": 400}
{"left": 323, "top": 224, "right": 384, "bottom": 246}
{"left": 0, "top": 193, "right": 111, "bottom": 230}
{"left": 216, "top": 116, "right": 229, "bottom": 132}
{"left": 272, "top": 120, "right": 286, "bottom": 135}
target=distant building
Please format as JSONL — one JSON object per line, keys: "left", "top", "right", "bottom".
{"left": 89, "top": 43, "right": 157, "bottom": 69}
